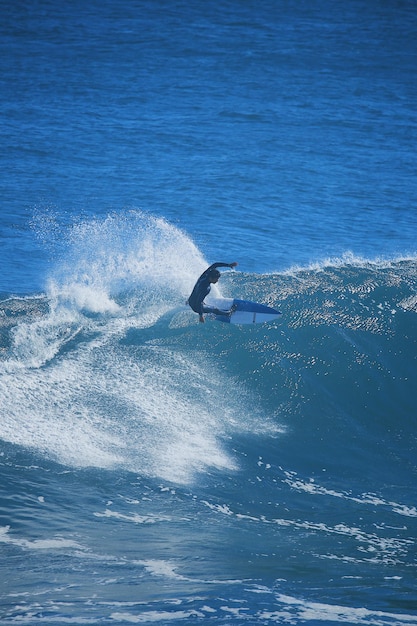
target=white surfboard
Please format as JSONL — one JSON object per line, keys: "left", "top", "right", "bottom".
{"left": 209, "top": 298, "right": 281, "bottom": 325}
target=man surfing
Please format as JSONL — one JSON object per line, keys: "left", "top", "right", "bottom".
{"left": 187, "top": 262, "right": 238, "bottom": 323}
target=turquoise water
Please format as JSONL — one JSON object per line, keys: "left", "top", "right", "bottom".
{"left": 1, "top": 1, "right": 416, "bottom": 624}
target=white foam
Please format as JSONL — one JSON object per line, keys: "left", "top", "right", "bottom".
{"left": 265, "top": 593, "right": 417, "bottom": 625}
{"left": 93, "top": 509, "right": 172, "bottom": 524}
{"left": 281, "top": 250, "right": 417, "bottom": 276}
{"left": 283, "top": 471, "right": 417, "bottom": 518}
{"left": 138, "top": 559, "right": 188, "bottom": 581}
{"left": 110, "top": 610, "right": 205, "bottom": 623}
{"left": 200, "top": 500, "right": 412, "bottom": 565}
{"left": 48, "top": 280, "right": 120, "bottom": 314}
{"left": 0, "top": 313, "right": 253, "bottom": 481}
{"left": 0, "top": 526, "right": 83, "bottom": 551}
{"left": 5, "top": 303, "right": 84, "bottom": 370}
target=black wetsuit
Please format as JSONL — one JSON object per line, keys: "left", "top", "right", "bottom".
{"left": 187, "top": 262, "right": 232, "bottom": 316}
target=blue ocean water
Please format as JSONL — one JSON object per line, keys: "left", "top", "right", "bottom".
{"left": 1, "top": 1, "right": 417, "bottom": 624}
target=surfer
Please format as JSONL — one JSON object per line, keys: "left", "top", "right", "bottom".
{"left": 187, "top": 262, "right": 238, "bottom": 323}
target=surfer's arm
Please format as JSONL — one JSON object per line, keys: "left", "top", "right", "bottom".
{"left": 199, "top": 262, "right": 238, "bottom": 281}
{"left": 207, "top": 262, "right": 238, "bottom": 271}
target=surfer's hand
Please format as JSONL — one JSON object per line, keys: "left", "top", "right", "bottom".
{"left": 199, "top": 315, "right": 205, "bottom": 323}
{"left": 230, "top": 262, "right": 238, "bottom": 268}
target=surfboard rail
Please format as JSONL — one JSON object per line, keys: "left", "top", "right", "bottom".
{"left": 210, "top": 298, "right": 281, "bottom": 325}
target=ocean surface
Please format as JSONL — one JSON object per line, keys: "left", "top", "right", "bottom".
{"left": 1, "top": 1, "right": 417, "bottom": 624}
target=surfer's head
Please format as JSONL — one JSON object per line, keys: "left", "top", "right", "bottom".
{"left": 208, "top": 269, "right": 221, "bottom": 283}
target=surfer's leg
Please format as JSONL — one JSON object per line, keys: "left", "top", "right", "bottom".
{"left": 202, "top": 305, "right": 236, "bottom": 317}
{"left": 202, "top": 306, "right": 226, "bottom": 316}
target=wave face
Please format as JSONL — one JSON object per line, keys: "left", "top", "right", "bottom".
{"left": 1, "top": 213, "right": 416, "bottom": 624}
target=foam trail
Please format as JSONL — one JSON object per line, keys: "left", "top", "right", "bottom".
{"left": 0, "top": 318, "right": 256, "bottom": 482}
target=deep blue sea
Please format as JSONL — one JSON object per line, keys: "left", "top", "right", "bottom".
{"left": 1, "top": 1, "right": 417, "bottom": 624}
